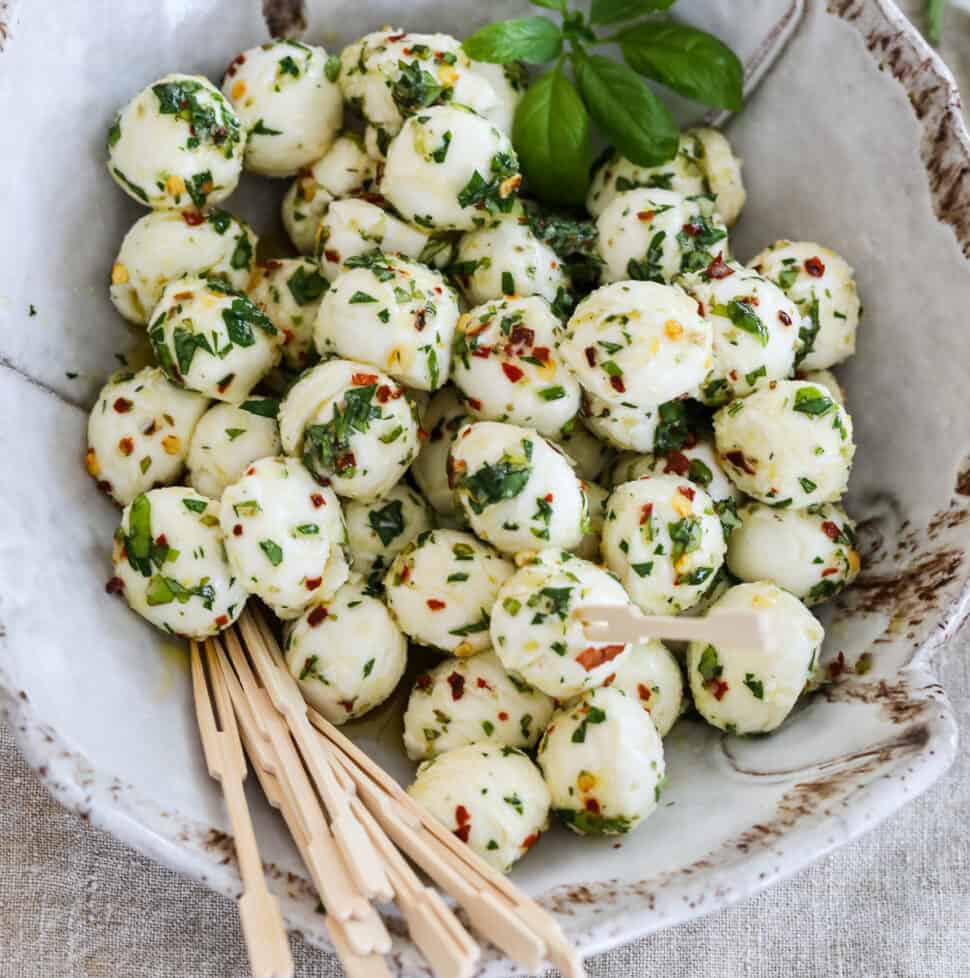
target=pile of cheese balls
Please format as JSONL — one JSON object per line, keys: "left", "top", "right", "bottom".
{"left": 91, "top": 30, "right": 862, "bottom": 875}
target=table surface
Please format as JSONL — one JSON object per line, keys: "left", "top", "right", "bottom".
{"left": 3, "top": 3, "right": 969, "bottom": 976}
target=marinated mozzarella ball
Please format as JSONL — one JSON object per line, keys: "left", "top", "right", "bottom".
{"left": 596, "top": 188, "right": 728, "bottom": 285}
{"left": 452, "top": 297, "right": 580, "bottom": 438}
{"left": 608, "top": 639, "right": 684, "bottom": 737}
{"left": 748, "top": 241, "right": 861, "bottom": 370}
{"left": 555, "top": 418, "right": 614, "bottom": 482}
{"left": 222, "top": 40, "right": 342, "bottom": 177}
{"left": 220, "top": 456, "right": 349, "bottom": 619}
{"left": 450, "top": 422, "right": 587, "bottom": 555}
{"left": 279, "top": 359, "right": 419, "bottom": 499}
{"left": 107, "top": 74, "right": 244, "bottom": 210}
{"left": 381, "top": 106, "right": 521, "bottom": 232}
{"left": 581, "top": 394, "right": 659, "bottom": 453}
{"left": 186, "top": 400, "right": 281, "bottom": 499}
{"left": 148, "top": 277, "right": 282, "bottom": 404}
{"left": 315, "top": 252, "right": 460, "bottom": 391}
{"left": 110, "top": 210, "right": 257, "bottom": 325}
{"left": 574, "top": 481, "right": 608, "bottom": 561}
{"left": 490, "top": 549, "right": 633, "bottom": 697}
{"left": 411, "top": 387, "right": 470, "bottom": 514}
{"left": 285, "top": 577, "right": 407, "bottom": 724}
{"left": 402, "top": 651, "right": 554, "bottom": 760}
{"left": 248, "top": 258, "right": 329, "bottom": 370}
{"left": 602, "top": 475, "right": 726, "bottom": 615}
{"left": 110, "top": 488, "right": 247, "bottom": 638}
{"left": 407, "top": 744, "right": 550, "bottom": 873}
{"left": 797, "top": 368, "right": 845, "bottom": 407}
{"left": 86, "top": 367, "right": 208, "bottom": 506}
{"left": 452, "top": 214, "right": 568, "bottom": 306}
{"left": 687, "top": 582, "right": 824, "bottom": 734}
{"left": 467, "top": 61, "right": 526, "bottom": 134}
{"left": 364, "top": 123, "right": 393, "bottom": 162}
{"left": 714, "top": 380, "right": 855, "bottom": 508}
{"left": 682, "top": 260, "right": 800, "bottom": 404}
{"left": 537, "top": 686, "right": 665, "bottom": 835}
{"left": 558, "top": 282, "right": 711, "bottom": 410}
{"left": 281, "top": 134, "right": 378, "bottom": 254}
{"left": 727, "top": 502, "right": 860, "bottom": 606}
{"left": 691, "top": 128, "right": 746, "bottom": 226}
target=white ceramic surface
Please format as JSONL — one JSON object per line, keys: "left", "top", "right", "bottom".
{"left": 1, "top": 1, "right": 969, "bottom": 974}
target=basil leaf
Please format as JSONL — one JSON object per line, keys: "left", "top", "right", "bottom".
{"left": 463, "top": 16, "right": 562, "bottom": 65}
{"left": 573, "top": 52, "right": 678, "bottom": 168}
{"left": 512, "top": 67, "right": 590, "bottom": 207}
{"left": 589, "top": 0, "right": 675, "bottom": 24}
{"left": 531, "top": 0, "right": 566, "bottom": 8}
{"left": 617, "top": 21, "right": 743, "bottom": 112}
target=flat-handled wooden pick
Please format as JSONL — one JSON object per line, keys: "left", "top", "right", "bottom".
{"left": 190, "top": 640, "right": 293, "bottom": 978}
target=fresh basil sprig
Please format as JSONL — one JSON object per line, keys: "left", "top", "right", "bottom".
{"left": 464, "top": 0, "right": 742, "bottom": 207}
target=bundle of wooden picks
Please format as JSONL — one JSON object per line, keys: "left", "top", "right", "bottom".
{"left": 190, "top": 606, "right": 586, "bottom": 978}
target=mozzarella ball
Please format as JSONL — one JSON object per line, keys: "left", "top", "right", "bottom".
{"left": 110, "top": 488, "right": 247, "bottom": 638}
{"left": 749, "top": 241, "right": 861, "bottom": 370}
{"left": 596, "top": 189, "right": 729, "bottom": 285}
{"left": 279, "top": 359, "right": 419, "bottom": 499}
{"left": 285, "top": 576, "right": 407, "bottom": 723}
{"left": 107, "top": 74, "right": 244, "bottom": 210}
{"left": 691, "top": 128, "right": 746, "bottom": 226}
{"left": 381, "top": 106, "right": 520, "bottom": 232}
{"left": 491, "top": 549, "right": 633, "bottom": 697}
{"left": 385, "top": 528, "right": 513, "bottom": 654}
{"left": 727, "top": 502, "right": 860, "bottom": 605}
{"left": 87, "top": 367, "right": 208, "bottom": 506}
{"left": 574, "top": 481, "right": 608, "bottom": 561}
{"left": 797, "top": 368, "right": 845, "bottom": 407}
{"left": 110, "top": 210, "right": 256, "bottom": 325}
{"left": 411, "top": 387, "right": 471, "bottom": 514}
{"left": 148, "top": 277, "right": 282, "bottom": 404}
{"left": 607, "top": 639, "right": 684, "bottom": 737}
{"left": 403, "top": 651, "right": 554, "bottom": 760}
{"left": 714, "top": 380, "right": 855, "bottom": 508}
{"left": 687, "top": 581, "right": 824, "bottom": 734}
{"left": 186, "top": 401, "right": 281, "bottom": 499}
{"left": 581, "top": 394, "right": 659, "bottom": 453}
{"left": 315, "top": 252, "right": 460, "bottom": 391}
{"left": 408, "top": 744, "right": 550, "bottom": 872}
{"left": 682, "top": 260, "right": 800, "bottom": 404}
{"left": 222, "top": 40, "right": 342, "bottom": 177}
{"left": 364, "top": 123, "right": 392, "bottom": 162}
{"left": 537, "top": 686, "right": 665, "bottom": 835}
{"left": 450, "top": 422, "right": 587, "bottom": 555}
{"left": 220, "top": 456, "right": 349, "bottom": 619}
{"left": 452, "top": 214, "right": 568, "bottom": 307}
{"left": 452, "top": 297, "right": 580, "bottom": 438}
{"left": 555, "top": 418, "right": 614, "bottom": 482}
{"left": 281, "top": 134, "right": 378, "bottom": 254}
{"left": 467, "top": 61, "right": 526, "bottom": 134}
{"left": 558, "top": 281, "right": 711, "bottom": 410}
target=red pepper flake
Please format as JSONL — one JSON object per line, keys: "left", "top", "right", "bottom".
{"left": 584, "top": 797, "right": 601, "bottom": 814}
{"left": 182, "top": 210, "right": 204, "bottom": 227}
{"left": 682, "top": 221, "right": 702, "bottom": 237}
{"left": 232, "top": 523, "right": 243, "bottom": 536}
{"left": 305, "top": 576, "right": 323, "bottom": 591}
{"left": 113, "top": 397, "right": 133, "bottom": 413}
{"left": 417, "top": 427, "right": 429, "bottom": 441}
{"left": 155, "top": 534, "right": 168, "bottom": 547}
{"left": 705, "top": 253, "right": 734, "bottom": 279}
{"left": 324, "top": 249, "right": 340, "bottom": 263}
{"left": 310, "top": 493, "right": 326, "bottom": 508}
{"left": 476, "top": 677, "right": 493, "bottom": 691}
{"left": 636, "top": 209, "right": 656, "bottom": 222}
{"left": 805, "top": 256, "right": 825, "bottom": 277}
{"left": 246, "top": 466, "right": 256, "bottom": 475}
{"left": 217, "top": 374, "right": 235, "bottom": 395}
{"left": 339, "top": 699, "right": 356, "bottom": 713}
{"left": 415, "top": 308, "right": 427, "bottom": 332}
{"left": 664, "top": 451, "right": 690, "bottom": 476}
{"left": 543, "top": 493, "right": 554, "bottom": 503}
{"left": 521, "top": 833, "right": 540, "bottom": 849}
{"left": 576, "top": 644, "right": 625, "bottom": 672}
{"left": 532, "top": 346, "right": 551, "bottom": 363}
{"left": 678, "top": 485, "right": 696, "bottom": 502}
{"left": 828, "top": 651, "right": 846, "bottom": 680}
{"left": 282, "top": 328, "right": 294, "bottom": 346}
{"left": 778, "top": 310, "right": 792, "bottom": 326}
{"left": 639, "top": 503, "right": 654, "bottom": 525}
{"left": 821, "top": 521, "right": 841, "bottom": 541}
{"left": 427, "top": 598, "right": 447, "bottom": 611}
{"left": 173, "top": 291, "right": 194, "bottom": 302}
{"left": 602, "top": 672, "right": 616, "bottom": 687}
{"left": 508, "top": 325, "right": 534, "bottom": 348}
{"left": 821, "top": 567, "right": 838, "bottom": 577}
{"left": 498, "top": 711, "right": 509, "bottom": 722}
{"left": 214, "top": 614, "right": 229, "bottom": 628}
{"left": 118, "top": 436, "right": 134, "bottom": 456}
{"left": 352, "top": 372, "right": 378, "bottom": 386}
{"left": 399, "top": 564, "right": 411, "bottom": 584}
{"left": 609, "top": 374, "right": 626, "bottom": 394}
{"left": 455, "top": 804, "right": 471, "bottom": 826}
{"left": 416, "top": 672, "right": 433, "bottom": 690}
{"left": 709, "top": 678, "right": 729, "bottom": 701}
{"left": 637, "top": 683, "right": 652, "bottom": 702}
{"left": 105, "top": 576, "right": 124, "bottom": 595}
{"left": 696, "top": 299, "right": 706, "bottom": 317}
{"left": 307, "top": 605, "right": 328, "bottom": 627}
{"left": 376, "top": 384, "right": 391, "bottom": 403}
{"left": 584, "top": 346, "right": 597, "bottom": 367}
{"left": 447, "top": 672, "right": 465, "bottom": 700}
{"left": 502, "top": 362, "right": 524, "bottom": 383}
{"left": 467, "top": 397, "right": 482, "bottom": 411}
{"left": 334, "top": 451, "right": 356, "bottom": 473}
{"left": 387, "top": 31, "right": 407, "bottom": 41}
{"left": 454, "top": 824, "right": 471, "bottom": 843}
{"left": 142, "top": 420, "right": 157, "bottom": 436}
{"left": 725, "top": 450, "right": 756, "bottom": 475}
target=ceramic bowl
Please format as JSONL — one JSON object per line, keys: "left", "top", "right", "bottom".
{"left": 1, "top": 1, "right": 969, "bottom": 973}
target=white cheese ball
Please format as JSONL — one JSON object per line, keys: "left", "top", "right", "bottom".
{"left": 186, "top": 401, "right": 281, "bottom": 499}
{"left": 403, "top": 651, "right": 554, "bottom": 760}
{"left": 411, "top": 387, "right": 471, "bottom": 514}
{"left": 467, "top": 61, "right": 526, "bottom": 134}
{"left": 681, "top": 260, "right": 800, "bottom": 405}
{"left": 450, "top": 422, "right": 587, "bottom": 555}
{"left": 222, "top": 40, "right": 342, "bottom": 178}
{"left": 555, "top": 418, "right": 614, "bottom": 482}
{"left": 749, "top": 241, "right": 861, "bottom": 370}
{"left": 558, "top": 281, "right": 711, "bottom": 410}
{"left": 580, "top": 393, "right": 659, "bottom": 453}
{"left": 607, "top": 639, "right": 684, "bottom": 737}
{"left": 220, "top": 456, "right": 349, "bottom": 619}
{"left": 281, "top": 134, "right": 379, "bottom": 254}
{"left": 490, "top": 549, "right": 633, "bottom": 698}
{"left": 385, "top": 529, "right": 513, "bottom": 655}
{"left": 407, "top": 744, "right": 550, "bottom": 873}
{"left": 381, "top": 106, "right": 521, "bottom": 232}
{"left": 691, "top": 128, "right": 746, "bottom": 226}
{"left": 285, "top": 576, "right": 407, "bottom": 724}
{"left": 573, "top": 481, "right": 608, "bottom": 561}
{"left": 687, "top": 581, "right": 824, "bottom": 734}
{"left": 148, "top": 277, "right": 282, "bottom": 404}
{"left": 315, "top": 252, "right": 460, "bottom": 391}
{"left": 279, "top": 359, "right": 419, "bottom": 500}
{"left": 727, "top": 502, "right": 860, "bottom": 606}
{"left": 110, "top": 210, "right": 256, "bottom": 325}
{"left": 248, "top": 258, "right": 329, "bottom": 371}
{"left": 596, "top": 188, "right": 729, "bottom": 285}
{"left": 452, "top": 214, "right": 568, "bottom": 307}
{"left": 452, "top": 297, "right": 580, "bottom": 439}
{"left": 107, "top": 74, "right": 244, "bottom": 210}
{"left": 797, "top": 368, "right": 845, "bottom": 407}
{"left": 714, "top": 379, "right": 855, "bottom": 508}
{"left": 602, "top": 475, "right": 726, "bottom": 615}
{"left": 537, "top": 686, "right": 665, "bottom": 835}
{"left": 110, "top": 488, "right": 246, "bottom": 638}
{"left": 87, "top": 367, "right": 208, "bottom": 506}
